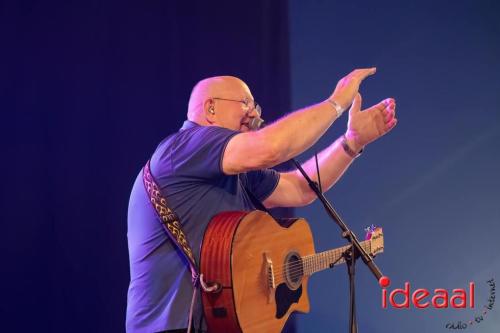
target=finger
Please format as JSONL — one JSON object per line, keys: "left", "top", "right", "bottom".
{"left": 383, "top": 98, "right": 395, "bottom": 108}
{"left": 349, "top": 93, "right": 363, "bottom": 116}
{"left": 385, "top": 118, "right": 397, "bottom": 131}
{"left": 384, "top": 109, "right": 394, "bottom": 123}
{"left": 374, "top": 100, "right": 387, "bottom": 112}
{"left": 378, "top": 98, "right": 395, "bottom": 113}
{"left": 352, "top": 67, "right": 377, "bottom": 81}
{"left": 384, "top": 104, "right": 396, "bottom": 123}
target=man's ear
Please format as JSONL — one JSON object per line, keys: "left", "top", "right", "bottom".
{"left": 204, "top": 98, "right": 216, "bottom": 124}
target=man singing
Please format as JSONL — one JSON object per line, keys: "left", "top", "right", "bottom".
{"left": 126, "top": 68, "right": 397, "bottom": 332}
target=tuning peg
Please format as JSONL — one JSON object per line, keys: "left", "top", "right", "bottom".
{"left": 364, "top": 224, "right": 376, "bottom": 240}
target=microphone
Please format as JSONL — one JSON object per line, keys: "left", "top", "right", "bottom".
{"left": 248, "top": 116, "right": 264, "bottom": 131}
{"left": 248, "top": 104, "right": 264, "bottom": 130}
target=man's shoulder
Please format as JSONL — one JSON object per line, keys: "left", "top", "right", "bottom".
{"left": 159, "top": 124, "right": 237, "bottom": 150}
{"left": 150, "top": 124, "right": 239, "bottom": 179}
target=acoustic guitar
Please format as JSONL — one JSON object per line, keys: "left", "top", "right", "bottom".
{"left": 200, "top": 210, "right": 384, "bottom": 333}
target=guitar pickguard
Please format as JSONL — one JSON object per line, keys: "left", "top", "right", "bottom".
{"left": 275, "top": 283, "right": 302, "bottom": 319}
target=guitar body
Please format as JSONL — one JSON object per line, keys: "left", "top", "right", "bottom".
{"left": 200, "top": 210, "right": 315, "bottom": 333}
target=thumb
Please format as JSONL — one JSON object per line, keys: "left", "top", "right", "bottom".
{"left": 349, "top": 93, "right": 362, "bottom": 116}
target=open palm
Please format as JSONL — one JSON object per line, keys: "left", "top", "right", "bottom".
{"left": 346, "top": 93, "right": 397, "bottom": 148}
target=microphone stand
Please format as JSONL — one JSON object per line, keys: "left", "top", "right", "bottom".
{"left": 291, "top": 158, "right": 383, "bottom": 333}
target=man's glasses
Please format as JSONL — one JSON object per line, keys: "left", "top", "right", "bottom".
{"left": 212, "top": 97, "right": 264, "bottom": 130}
{"left": 212, "top": 97, "right": 262, "bottom": 116}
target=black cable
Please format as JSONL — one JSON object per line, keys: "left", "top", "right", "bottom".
{"left": 315, "top": 152, "right": 322, "bottom": 193}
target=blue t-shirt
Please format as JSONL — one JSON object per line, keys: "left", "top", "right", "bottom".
{"left": 126, "top": 121, "right": 280, "bottom": 332}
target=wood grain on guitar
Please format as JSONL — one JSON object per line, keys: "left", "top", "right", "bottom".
{"left": 200, "top": 210, "right": 384, "bottom": 333}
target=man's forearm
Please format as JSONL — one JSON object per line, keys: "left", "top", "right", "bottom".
{"left": 296, "top": 136, "right": 355, "bottom": 204}
{"left": 258, "top": 101, "right": 342, "bottom": 165}
{"left": 256, "top": 68, "right": 378, "bottom": 167}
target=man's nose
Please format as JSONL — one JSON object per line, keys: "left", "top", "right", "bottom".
{"left": 247, "top": 107, "right": 257, "bottom": 118}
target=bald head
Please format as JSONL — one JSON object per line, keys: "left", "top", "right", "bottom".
{"left": 187, "top": 76, "right": 251, "bottom": 123}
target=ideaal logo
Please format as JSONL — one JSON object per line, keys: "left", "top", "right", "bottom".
{"left": 379, "top": 277, "right": 475, "bottom": 309}
{"left": 378, "top": 277, "right": 495, "bottom": 330}
{"left": 445, "top": 279, "right": 495, "bottom": 330}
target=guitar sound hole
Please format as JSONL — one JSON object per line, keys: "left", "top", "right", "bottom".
{"left": 284, "top": 251, "right": 303, "bottom": 290}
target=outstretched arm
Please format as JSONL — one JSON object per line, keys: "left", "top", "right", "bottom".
{"left": 264, "top": 93, "right": 397, "bottom": 208}
{"left": 222, "top": 68, "right": 377, "bottom": 175}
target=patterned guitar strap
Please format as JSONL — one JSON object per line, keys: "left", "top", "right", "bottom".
{"left": 142, "top": 160, "right": 220, "bottom": 332}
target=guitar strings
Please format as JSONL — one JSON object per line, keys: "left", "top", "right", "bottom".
{"left": 272, "top": 243, "right": 369, "bottom": 275}
{"left": 274, "top": 252, "right": 347, "bottom": 283}
{"left": 273, "top": 251, "right": 347, "bottom": 277}
{"left": 270, "top": 243, "right": 371, "bottom": 280}
{"left": 273, "top": 242, "right": 375, "bottom": 284}
{"left": 274, "top": 247, "right": 358, "bottom": 283}
{"left": 272, "top": 253, "right": 341, "bottom": 276}
{"left": 273, "top": 253, "right": 345, "bottom": 280}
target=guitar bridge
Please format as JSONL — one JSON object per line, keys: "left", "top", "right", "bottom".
{"left": 264, "top": 252, "right": 276, "bottom": 303}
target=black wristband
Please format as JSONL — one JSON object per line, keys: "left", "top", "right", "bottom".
{"left": 341, "top": 135, "right": 363, "bottom": 158}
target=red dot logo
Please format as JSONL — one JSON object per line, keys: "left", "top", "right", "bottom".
{"left": 379, "top": 276, "right": 391, "bottom": 288}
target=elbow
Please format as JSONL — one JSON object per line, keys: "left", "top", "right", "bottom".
{"left": 299, "top": 189, "right": 317, "bottom": 207}
{"left": 293, "top": 170, "right": 317, "bottom": 207}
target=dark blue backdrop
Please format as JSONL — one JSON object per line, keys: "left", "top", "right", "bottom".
{"left": 289, "top": 1, "right": 500, "bottom": 332}
{"left": 2, "top": 1, "right": 291, "bottom": 332}
{"left": 2, "top": 0, "right": 499, "bottom": 332}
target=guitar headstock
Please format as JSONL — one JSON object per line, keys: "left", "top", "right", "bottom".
{"left": 366, "top": 227, "right": 384, "bottom": 257}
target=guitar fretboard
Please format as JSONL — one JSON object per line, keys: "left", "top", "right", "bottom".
{"left": 302, "top": 240, "right": 371, "bottom": 276}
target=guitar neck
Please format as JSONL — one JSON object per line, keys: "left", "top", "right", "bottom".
{"left": 302, "top": 240, "right": 371, "bottom": 276}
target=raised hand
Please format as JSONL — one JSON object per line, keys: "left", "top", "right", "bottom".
{"left": 345, "top": 93, "right": 397, "bottom": 151}
{"left": 330, "top": 68, "right": 377, "bottom": 111}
